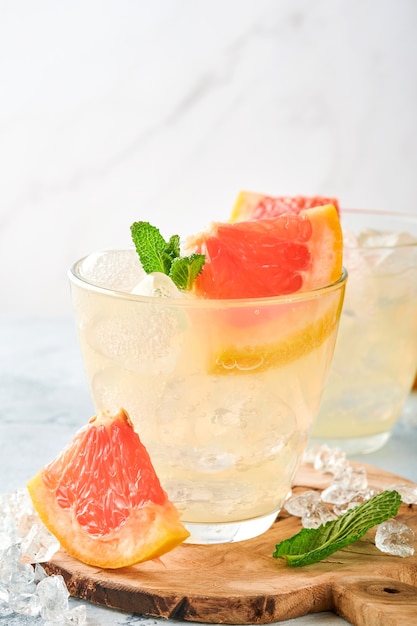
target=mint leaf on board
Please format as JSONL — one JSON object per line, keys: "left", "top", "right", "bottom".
{"left": 130, "top": 221, "right": 205, "bottom": 290}
{"left": 273, "top": 490, "right": 401, "bottom": 567}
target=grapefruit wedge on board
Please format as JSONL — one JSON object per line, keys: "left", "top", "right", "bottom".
{"left": 27, "top": 409, "right": 190, "bottom": 569}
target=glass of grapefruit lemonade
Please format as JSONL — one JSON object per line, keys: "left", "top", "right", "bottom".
{"left": 69, "top": 207, "right": 347, "bottom": 544}
{"left": 312, "top": 209, "right": 417, "bottom": 455}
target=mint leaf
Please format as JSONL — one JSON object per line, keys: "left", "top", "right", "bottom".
{"left": 166, "top": 234, "right": 181, "bottom": 261}
{"left": 130, "top": 221, "right": 205, "bottom": 290}
{"left": 273, "top": 490, "right": 401, "bottom": 567}
{"left": 170, "top": 254, "right": 205, "bottom": 290}
{"left": 130, "top": 221, "right": 171, "bottom": 274}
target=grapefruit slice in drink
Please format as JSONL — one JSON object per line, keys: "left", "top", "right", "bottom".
{"left": 186, "top": 203, "right": 342, "bottom": 299}
{"left": 27, "top": 408, "right": 190, "bottom": 569}
{"left": 185, "top": 202, "right": 345, "bottom": 374}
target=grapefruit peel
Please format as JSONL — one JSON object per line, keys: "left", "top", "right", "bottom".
{"left": 211, "top": 300, "right": 344, "bottom": 375}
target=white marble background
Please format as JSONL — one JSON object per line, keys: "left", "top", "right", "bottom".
{"left": 1, "top": 0, "right": 416, "bottom": 316}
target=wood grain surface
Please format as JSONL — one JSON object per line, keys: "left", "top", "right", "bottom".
{"left": 43, "top": 462, "right": 417, "bottom": 625}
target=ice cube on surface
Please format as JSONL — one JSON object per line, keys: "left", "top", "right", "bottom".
{"left": 321, "top": 464, "right": 368, "bottom": 505}
{"left": 332, "top": 487, "right": 381, "bottom": 516}
{"left": 78, "top": 249, "right": 145, "bottom": 292}
{"left": 284, "top": 489, "right": 336, "bottom": 528}
{"left": 8, "top": 589, "right": 41, "bottom": 616}
{"left": 375, "top": 519, "right": 415, "bottom": 557}
{"left": 332, "top": 501, "right": 359, "bottom": 516}
{"left": 312, "top": 444, "right": 347, "bottom": 474}
{"left": 2, "top": 488, "right": 38, "bottom": 540}
{"left": 321, "top": 484, "right": 359, "bottom": 506}
{"left": 284, "top": 490, "right": 320, "bottom": 517}
{"left": 302, "top": 444, "right": 323, "bottom": 464}
{"left": 9, "top": 561, "right": 35, "bottom": 589}
{"left": 387, "top": 483, "right": 417, "bottom": 504}
{"left": 63, "top": 603, "right": 87, "bottom": 624}
{"left": 0, "top": 488, "right": 76, "bottom": 621}
{"left": 20, "top": 522, "right": 60, "bottom": 564}
{"left": 33, "top": 564, "right": 48, "bottom": 584}
{"left": 0, "top": 545, "right": 20, "bottom": 584}
{"left": 0, "top": 585, "right": 13, "bottom": 616}
{"left": 37, "top": 575, "right": 70, "bottom": 622}
{"left": 0, "top": 527, "right": 15, "bottom": 552}
{"left": 301, "top": 502, "right": 337, "bottom": 529}
{"left": 333, "top": 464, "right": 368, "bottom": 492}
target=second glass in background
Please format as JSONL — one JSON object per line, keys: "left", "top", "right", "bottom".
{"left": 312, "top": 209, "right": 417, "bottom": 455}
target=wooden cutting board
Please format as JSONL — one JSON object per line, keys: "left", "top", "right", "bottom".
{"left": 43, "top": 462, "right": 417, "bottom": 626}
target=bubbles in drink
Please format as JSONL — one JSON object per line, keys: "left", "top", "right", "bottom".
{"left": 147, "top": 373, "right": 305, "bottom": 521}
{"left": 168, "top": 480, "right": 251, "bottom": 517}
{"left": 79, "top": 248, "right": 144, "bottom": 292}
{"left": 154, "top": 374, "right": 297, "bottom": 466}
{"left": 91, "top": 366, "right": 158, "bottom": 436}
{"left": 88, "top": 301, "right": 186, "bottom": 374}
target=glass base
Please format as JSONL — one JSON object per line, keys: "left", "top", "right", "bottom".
{"left": 310, "top": 430, "right": 392, "bottom": 456}
{"left": 182, "top": 509, "right": 279, "bottom": 544}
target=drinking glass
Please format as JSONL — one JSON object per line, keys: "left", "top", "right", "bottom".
{"left": 312, "top": 210, "right": 417, "bottom": 455}
{"left": 69, "top": 250, "right": 346, "bottom": 544}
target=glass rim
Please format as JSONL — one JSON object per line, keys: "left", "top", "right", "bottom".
{"left": 68, "top": 251, "right": 348, "bottom": 309}
{"left": 341, "top": 208, "right": 417, "bottom": 250}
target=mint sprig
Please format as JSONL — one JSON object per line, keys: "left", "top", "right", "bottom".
{"left": 130, "top": 221, "right": 205, "bottom": 290}
{"left": 273, "top": 490, "right": 401, "bottom": 567}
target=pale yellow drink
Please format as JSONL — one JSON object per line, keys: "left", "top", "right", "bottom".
{"left": 69, "top": 250, "right": 346, "bottom": 543}
{"left": 312, "top": 210, "right": 417, "bottom": 454}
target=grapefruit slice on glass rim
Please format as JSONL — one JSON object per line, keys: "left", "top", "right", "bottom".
{"left": 186, "top": 203, "right": 343, "bottom": 300}
{"left": 185, "top": 202, "right": 345, "bottom": 375}
{"left": 27, "top": 408, "right": 190, "bottom": 569}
